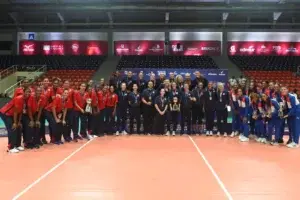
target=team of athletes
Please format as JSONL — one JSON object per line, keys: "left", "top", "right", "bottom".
{"left": 0, "top": 70, "right": 300, "bottom": 153}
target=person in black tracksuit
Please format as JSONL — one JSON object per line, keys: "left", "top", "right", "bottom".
{"left": 123, "top": 71, "right": 135, "bottom": 91}
{"left": 180, "top": 83, "right": 193, "bottom": 135}
{"left": 142, "top": 81, "right": 156, "bottom": 135}
{"left": 116, "top": 82, "right": 129, "bottom": 135}
{"left": 191, "top": 82, "right": 205, "bottom": 135}
{"left": 215, "top": 82, "right": 230, "bottom": 137}
{"left": 153, "top": 88, "right": 169, "bottom": 135}
{"left": 204, "top": 82, "right": 217, "bottom": 136}
{"left": 128, "top": 84, "right": 141, "bottom": 134}
{"left": 137, "top": 72, "right": 147, "bottom": 93}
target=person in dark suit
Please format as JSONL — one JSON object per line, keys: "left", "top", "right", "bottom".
{"left": 215, "top": 82, "right": 230, "bottom": 137}
{"left": 203, "top": 82, "right": 217, "bottom": 136}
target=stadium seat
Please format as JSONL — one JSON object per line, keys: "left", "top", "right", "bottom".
{"left": 116, "top": 55, "right": 218, "bottom": 69}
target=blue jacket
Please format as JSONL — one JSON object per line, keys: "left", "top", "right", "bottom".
{"left": 238, "top": 95, "right": 250, "bottom": 117}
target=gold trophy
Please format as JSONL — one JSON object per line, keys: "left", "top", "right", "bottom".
{"left": 172, "top": 97, "right": 180, "bottom": 111}
{"left": 85, "top": 98, "right": 92, "bottom": 114}
{"left": 252, "top": 110, "right": 258, "bottom": 119}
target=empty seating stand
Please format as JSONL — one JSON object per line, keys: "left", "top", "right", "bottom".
{"left": 0, "top": 55, "right": 106, "bottom": 89}
{"left": 229, "top": 56, "right": 300, "bottom": 91}
{"left": 229, "top": 56, "right": 300, "bottom": 71}
{"left": 117, "top": 55, "right": 218, "bottom": 69}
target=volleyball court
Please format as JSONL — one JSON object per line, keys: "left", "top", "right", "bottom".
{"left": 0, "top": 135, "right": 299, "bottom": 200}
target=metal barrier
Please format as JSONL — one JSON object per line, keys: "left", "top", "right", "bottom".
{"left": 0, "top": 65, "right": 18, "bottom": 80}
{"left": 4, "top": 65, "right": 47, "bottom": 97}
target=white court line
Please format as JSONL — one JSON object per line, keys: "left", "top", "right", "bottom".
{"left": 188, "top": 136, "right": 233, "bottom": 200}
{"left": 12, "top": 139, "right": 94, "bottom": 200}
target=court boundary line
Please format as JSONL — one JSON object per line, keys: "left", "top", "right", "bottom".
{"left": 188, "top": 136, "right": 233, "bottom": 200}
{"left": 12, "top": 139, "right": 94, "bottom": 200}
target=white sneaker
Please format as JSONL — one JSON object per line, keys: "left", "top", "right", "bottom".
{"left": 116, "top": 131, "right": 120, "bottom": 136}
{"left": 234, "top": 131, "right": 239, "bottom": 136}
{"left": 206, "top": 131, "right": 210, "bottom": 136}
{"left": 217, "top": 132, "right": 220, "bottom": 137}
{"left": 271, "top": 142, "right": 279, "bottom": 146}
{"left": 8, "top": 148, "right": 19, "bottom": 153}
{"left": 238, "top": 134, "right": 243, "bottom": 140}
{"left": 261, "top": 138, "right": 267, "bottom": 144}
{"left": 17, "top": 146, "right": 24, "bottom": 151}
{"left": 230, "top": 132, "right": 235, "bottom": 137}
{"left": 240, "top": 135, "right": 249, "bottom": 142}
{"left": 287, "top": 142, "right": 298, "bottom": 148}
{"left": 122, "top": 131, "right": 128, "bottom": 135}
{"left": 172, "top": 131, "right": 176, "bottom": 136}
{"left": 87, "top": 134, "right": 94, "bottom": 140}
{"left": 256, "top": 137, "right": 262, "bottom": 142}
{"left": 224, "top": 132, "right": 227, "bottom": 137}
{"left": 93, "top": 135, "right": 98, "bottom": 138}
{"left": 165, "top": 131, "right": 170, "bottom": 136}
{"left": 209, "top": 131, "right": 213, "bottom": 136}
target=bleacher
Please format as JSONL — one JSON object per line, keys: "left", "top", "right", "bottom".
{"left": 117, "top": 55, "right": 218, "bottom": 69}
{"left": 229, "top": 56, "right": 300, "bottom": 71}
{"left": 0, "top": 55, "right": 106, "bottom": 90}
{"left": 0, "top": 55, "right": 106, "bottom": 70}
{"left": 229, "top": 56, "right": 300, "bottom": 90}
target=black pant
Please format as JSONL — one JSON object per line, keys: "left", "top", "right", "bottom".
{"left": 192, "top": 105, "right": 204, "bottom": 125}
{"left": 104, "top": 107, "right": 115, "bottom": 134}
{"left": 171, "top": 111, "right": 180, "bottom": 132}
{"left": 205, "top": 109, "right": 215, "bottom": 131}
{"left": 0, "top": 113, "right": 22, "bottom": 149}
{"left": 22, "top": 114, "right": 40, "bottom": 145}
{"left": 153, "top": 112, "right": 166, "bottom": 134}
{"left": 66, "top": 109, "right": 75, "bottom": 139}
{"left": 130, "top": 106, "right": 141, "bottom": 134}
{"left": 44, "top": 111, "right": 63, "bottom": 142}
{"left": 181, "top": 107, "right": 191, "bottom": 134}
{"left": 143, "top": 105, "right": 155, "bottom": 134}
{"left": 95, "top": 109, "right": 106, "bottom": 136}
{"left": 216, "top": 109, "right": 228, "bottom": 134}
{"left": 73, "top": 110, "right": 88, "bottom": 137}
{"left": 117, "top": 106, "right": 128, "bottom": 132}
{"left": 40, "top": 110, "right": 53, "bottom": 141}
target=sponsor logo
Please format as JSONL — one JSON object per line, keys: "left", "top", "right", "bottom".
{"left": 149, "top": 44, "right": 163, "bottom": 52}
{"left": 171, "top": 44, "right": 183, "bottom": 52}
{"left": 23, "top": 44, "right": 34, "bottom": 52}
{"left": 240, "top": 46, "right": 255, "bottom": 52}
{"left": 229, "top": 45, "right": 236, "bottom": 53}
{"left": 201, "top": 47, "right": 220, "bottom": 51}
{"left": 272, "top": 46, "right": 281, "bottom": 51}
{"left": 116, "top": 44, "right": 129, "bottom": 51}
{"left": 72, "top": 44, "right": 79, "bottom": 52}
{"left": 286, "top": 47, "right": 298, "bottom": 53}
{"left": 208, "top": 73, "right": 217, "bottom": 76}
{"left": 218, "top": 71, "right": 226, "bottom": 76}
{"left": 187, "top": 47, "right": 198, "bottom": 51}
{"left": 135, "top": 45, "right": 143, "bottom": 52}
{"left": 157, "top": 70, "right": 166, "bottom": 75}
{"left": 259, "top": 45, "right": 269, "bottom": 53}
{"left": 43, "top": 45, "right": 50, "bottom": 51}
{"left": 87, "top": 45, "right": 100, "bottom": 55}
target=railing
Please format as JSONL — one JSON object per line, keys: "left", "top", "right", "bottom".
{"left": 4, "top": 65, "right": 47, "bottom": 97}
{"left": 0, "top": 65, "right": 18, "bottom": 80}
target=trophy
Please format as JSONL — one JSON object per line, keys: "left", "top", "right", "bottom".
{"left": 252, "top": 110, "right": 258, "bottom": 119}
{"left": 85, "top": 98, "right": 92, "bottom": 114}
{"left": 173, "top": 97, "right": 179, "bottom": 111}
{"left": 278, "top": 102, "right": 284, "bottom": 118}
{"left": 266, "top": 108, "right": 272, "bottom": 118}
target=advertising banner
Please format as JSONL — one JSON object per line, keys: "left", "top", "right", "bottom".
{"left": 19, "top": 41, "right": 108, "bottom": 55}
{"left": 114, "top": 41, "right": 165, "bottom": 56}
{"left": 228, "top": 41, "right": 300, "bottom": 56}
{"left": 169, "top": 41, "right": 221, "bottom": 56}
{"left": 120, "top": 68, "right": 228, "bottom": 83}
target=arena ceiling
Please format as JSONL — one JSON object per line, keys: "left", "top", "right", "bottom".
{"left": 1, "top": 0, "right": 300, "bottom": 30}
